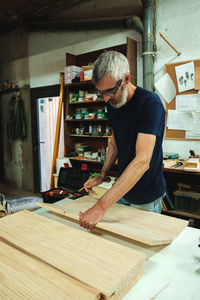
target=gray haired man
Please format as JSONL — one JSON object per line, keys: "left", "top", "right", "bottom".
{"left": 79, "top": 51, "right": 166, "bottom": 230}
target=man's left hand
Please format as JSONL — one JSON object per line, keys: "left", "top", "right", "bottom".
{"left": 79, "top": 203, "right": 105, "bottom": 230}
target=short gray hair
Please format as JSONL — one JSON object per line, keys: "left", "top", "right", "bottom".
{"left": 92, "top": 51, "right": 130, "bottom": 84}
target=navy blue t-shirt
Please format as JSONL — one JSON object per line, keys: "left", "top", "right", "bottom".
{"left": 107, "top": 86, "right": 166, "bottom": 204}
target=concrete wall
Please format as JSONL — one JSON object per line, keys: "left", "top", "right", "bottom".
{"left": 28, "top": 29, "right": 142, "bottom": 88}
{"left": 155, "top": 0, "right": 200, "bottom": 158}
{"left": 0, "top": 28, "right": 34, "bottom": 191}
{"left": 1, "top": 0, "right": 200, "bottom": 191}
{"left": 0, "top": 28, "right": 141, "bottom": 191}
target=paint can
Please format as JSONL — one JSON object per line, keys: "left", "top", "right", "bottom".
{"left": 0, "top": 196, "right": 43, "bottom": 214}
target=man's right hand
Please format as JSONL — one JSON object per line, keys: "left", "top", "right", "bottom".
{"left": 84, "top": 175, "right": 104, "bottom": 194}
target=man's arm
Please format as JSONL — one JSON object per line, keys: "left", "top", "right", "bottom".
{"left": 79, "top": 132, "right": 156, "bottom": 229}
{"left": 100, "top": 132, "right": 118, "bottom": 178}
{"left": 84, "top": 132, "right": 117, "bottom": 193}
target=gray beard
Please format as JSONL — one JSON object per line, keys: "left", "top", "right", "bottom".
{"left": 109, "top": 84, "right": 128, "bottom": 108}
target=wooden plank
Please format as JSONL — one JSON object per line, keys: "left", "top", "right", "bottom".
{"left": 53, "top": 196, "right": 188, "bottom": 246}
{"left": 0, "top": 241, "right": 99, "bottom": 300}
{"left": 0, "top": 211, "right": 145, "bottom": 299}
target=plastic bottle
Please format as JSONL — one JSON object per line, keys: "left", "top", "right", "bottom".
{"left": 97, "top": 149, "right": 101, "bottom": 161}
{"left": 101, "top": 147, "right": 106, "bottom": 162}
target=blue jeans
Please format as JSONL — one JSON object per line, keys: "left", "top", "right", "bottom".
{"left": 117, "top": 194, "right": 165, "bottom": 214}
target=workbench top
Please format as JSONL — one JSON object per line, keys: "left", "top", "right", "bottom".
{"left": 35, "top": 198, "right": 200, "bottom": 300}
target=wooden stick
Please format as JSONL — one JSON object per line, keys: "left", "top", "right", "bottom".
{"left": 50, "top": 73, "right": 64, "bottom": 189}
{"left": 159, "top": 32, "right": 181, "bottom": 56}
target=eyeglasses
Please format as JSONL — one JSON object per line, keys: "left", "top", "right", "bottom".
{"left": 96, "top": 79, "right": 122, "bottom": 96}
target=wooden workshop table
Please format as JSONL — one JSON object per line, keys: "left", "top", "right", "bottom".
{"left": 35, "top": 198, "right": 200, "bottom": 300}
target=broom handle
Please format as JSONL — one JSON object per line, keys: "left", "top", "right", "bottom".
{"left": 50, "top": 73, "right": 64, "bottom": 189}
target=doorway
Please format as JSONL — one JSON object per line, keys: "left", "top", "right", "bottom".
{"left": 30, "top": 85, "right": 66, "bottom": 193}
{"left": 37, "top": 96, "right": 64, "bottom": 191}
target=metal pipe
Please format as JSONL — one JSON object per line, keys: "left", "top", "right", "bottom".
{"left": 26, "top": 16, "right": 144, "bottom": 35}
{"left": 142, "top": 0, "right": 154, "bottom": 91}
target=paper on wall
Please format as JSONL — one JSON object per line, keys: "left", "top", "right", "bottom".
{"left": 175, "top": 62, "right": 195, "bottom": 93}
{"left": 176, "top": 94, "right": 200, "bottom": 112}
{"left": 154, "top": 73, "right": 176, "bottom": 103}
{"left": 195, "top": 64, "right": 200, "bottom": 90}
{"left": 185, "top": 112, "right": 200, "bottom": 139}
{"left": 167, "top": 110, "right": 193, "bottom": 130}
{"left": 186, "top": 127, "right": 200, "bottom": 139}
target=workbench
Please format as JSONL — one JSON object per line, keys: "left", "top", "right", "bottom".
{"left": 35, "top": 198, "right": 200, "bottom": 300}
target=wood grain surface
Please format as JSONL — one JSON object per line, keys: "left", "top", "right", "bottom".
{"left": 0, "top": 211, "right": 145, "bottom": 299}
{"left": 0, "top": 241, "right": 99, "bottom": 300}
{"left": 58, "top": 196, "right": 188, "bottom": 246}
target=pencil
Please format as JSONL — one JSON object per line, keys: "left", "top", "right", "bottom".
{"left": 78, "top": 186, "right": 85, "bottom": 192}
{"left": 78, "top": 180, "right": 94, "bottom": 192}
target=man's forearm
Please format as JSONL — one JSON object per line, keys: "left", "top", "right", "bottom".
{"left": 97, "top": 133, "right": 156, "bottom": 211}
{"left": 100, "top": 135, "right": 117, "bottom": 180}
{"left": 98, "top": 155, "right": 149, "bottom": 210}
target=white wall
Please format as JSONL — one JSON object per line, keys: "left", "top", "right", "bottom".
{"left": 155, "top": 0, "right": 200, "bottom": 158}
{"left": 28, "top": 29, "right": 142, "bottom": 88}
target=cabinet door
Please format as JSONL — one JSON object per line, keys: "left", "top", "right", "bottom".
{"left": 126, "top": 37, "right": 137, "bottom": 85}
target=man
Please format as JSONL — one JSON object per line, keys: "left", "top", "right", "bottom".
{"left": 79, "top": 51, "right": 166, "bottom": 230}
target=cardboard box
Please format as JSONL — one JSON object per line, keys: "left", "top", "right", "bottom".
{"left": 64, "top": 65, "right": 83, "bottom": 84}
{"left": 64, "top": 65, "right": 82, "bottom": 73}
{"left": 84, "top": 69, "right": 93, "bottom": 81}
{"left": 65, "top": 71, "right": 80, "bottom": 84}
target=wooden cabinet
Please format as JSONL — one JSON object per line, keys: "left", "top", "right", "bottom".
{"left": 64, "top": 37, "right": 137, "bottom": 165}
{"left": 163, "top": 168, "right": 200, "bottom": 225}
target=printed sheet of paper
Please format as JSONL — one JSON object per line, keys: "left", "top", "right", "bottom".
{"left": 176, "top": 94, "right": 200, "bottom": 112}
{"left": 175, "top": 62, "right": 195, "bottom": 93}
{"left": 154, "top": 73, "right": 176, "bottom": 103}
{"left": 186, "top": 112, "right": 200, "bottom": 139}
{"left": 195, "top": 64, "right": 200, "bottom": 90}
{"left": 167, "top": 110, "right": 193, "bottom": 130}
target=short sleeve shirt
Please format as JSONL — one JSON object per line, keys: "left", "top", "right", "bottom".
{"left": 107, "top": 86, "right": 166, "bottom": 204}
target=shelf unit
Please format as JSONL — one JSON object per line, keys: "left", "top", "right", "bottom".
{"left": 0, "top": 88, "right": 20, "bottom": 95}
{"left": 65, "top": 82, "right": 110, "bottom": 153}
{"left": 64, "top": 37, "right": 137, "bottom": 162}
{"left": 163, "top": 168, "right": 200, "bottom": 223}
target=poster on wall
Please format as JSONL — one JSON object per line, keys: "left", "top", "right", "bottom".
{"left": 175, "top": 62, "right": 195, "bottom": 93}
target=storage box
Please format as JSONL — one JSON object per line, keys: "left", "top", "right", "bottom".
{"left": 64, "top": 66, "right": 82, "bottom": 84}
{"left": 84, "top": 69, "right": 93, "bottom": 81}
{"left": 42, "top": 167, "right": 89, "bottom": 203}
{"left": 173, "top": 190, "right": 200, "bottom": 212}
{"left": 64, "top": 65, "right": 83, "bottom": 73}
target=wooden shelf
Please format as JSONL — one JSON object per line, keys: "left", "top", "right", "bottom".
{"left": 163, "top": 166, "right": 200, "bottom": 176}
{"left": 0, "top": 88, "right": 20, "bottom": 94}
{"left": 69, "top": 100, "right": 104, "bottom": 104}
{"left": 66, "top": 118, "right": 108, "bottom": 122}
{"left": 65, "top": 80, "right": 93, "bottom": 87}
{"left": 70, "top": 134, "right": 110, "bottom": 138}
{"left": 164, "top": 209, "right": 200, "bottom": 220}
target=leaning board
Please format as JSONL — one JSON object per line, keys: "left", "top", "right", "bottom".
{"left": 0, "top": 211, "right": 145, "bottom": 299}
{"left": 61, "top": 196, "right": 188, "bottom": 246}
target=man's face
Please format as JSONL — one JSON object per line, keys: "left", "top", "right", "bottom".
{"left": 95, "top": 75, "right": 128, "bottom": 108}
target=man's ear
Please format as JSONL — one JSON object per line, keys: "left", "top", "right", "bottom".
{"left": 124, "top": 73, "right": 131, "bottom": 84}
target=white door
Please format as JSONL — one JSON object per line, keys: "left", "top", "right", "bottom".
{"left": 37, "top": 97, "right": 64, "bottom": 192}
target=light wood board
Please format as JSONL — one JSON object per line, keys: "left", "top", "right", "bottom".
{"left": 59, "top": 196, "right": 188, "bottom": 246}
{"left": 0, "top": 241, "right": 99, "bottom": 300}
{"left": 0, "top": 210, "right": 145, "bottom": 299}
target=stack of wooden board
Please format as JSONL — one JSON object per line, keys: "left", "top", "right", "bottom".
{"left": 0, "top": 210, "right": 145, "bottom": 299}
{"left": 47, "top": 195, "right": 188, "bottom": 246}
{"left": 184, "top": 158, "right": 200, "bottom": 172}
